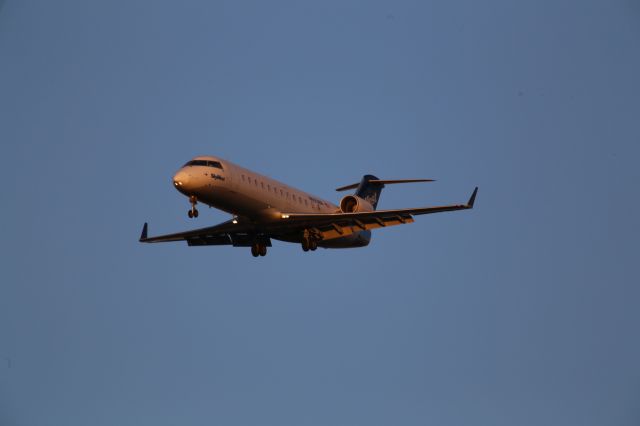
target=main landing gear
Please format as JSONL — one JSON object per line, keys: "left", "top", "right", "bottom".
{"left": 301, "top": 229, "right": 320, "bottom": 252}
{"left": 301, "top": 238, "right": 317, "bottom": 252}
{"left": 187, "top": 195, "right": 199, "bottom": 218}
{"left": 251, "top": 242, "right": 268, "bottom": 257}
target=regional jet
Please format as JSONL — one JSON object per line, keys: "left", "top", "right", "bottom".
{"left": 139, "top": 156, "right": 478, "bottom": 257}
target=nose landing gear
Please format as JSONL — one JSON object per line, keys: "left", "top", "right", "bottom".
{"left": 187, "top": 195, "right": 199, "bottom": 218}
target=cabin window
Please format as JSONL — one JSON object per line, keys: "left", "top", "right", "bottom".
{"left": 254, "top": 179, "right": 258, "bottom": 186}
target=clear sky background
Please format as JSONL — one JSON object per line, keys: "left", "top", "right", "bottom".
{"left": 1, "top": 1, "right": 639, "bottom": 425}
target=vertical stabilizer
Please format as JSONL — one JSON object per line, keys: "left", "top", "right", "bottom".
{"left": 354, "top": 175, "right": 384, "bottom": 210}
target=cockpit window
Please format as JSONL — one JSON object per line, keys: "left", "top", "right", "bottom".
{"left": 184, "top": 160, "right": 224, "bottom": 169}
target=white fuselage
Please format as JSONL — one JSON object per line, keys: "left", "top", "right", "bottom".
{"left": 172, "top": 156, "right": 372, "bottom": 248}
{"left": 171, "top": 156, "right": 373, "bottom": 248}
{"left": 172, "top": 156, "right": 338, "bottom": 220}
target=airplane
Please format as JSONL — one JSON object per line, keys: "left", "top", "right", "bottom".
{"left": 139, "top": 156, "right": 478, "bottom": 257}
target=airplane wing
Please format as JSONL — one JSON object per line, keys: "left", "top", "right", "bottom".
{"left": 277, "top": 187, "right": 478, "bottom": 240}
{"left": 140, "top": 187, "right": 477, "bottom": 245}
{"left": 139, "top": 219, "right": 257, "bottom": 246}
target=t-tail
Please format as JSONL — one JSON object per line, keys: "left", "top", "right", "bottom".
{"left": 354, "top": 175, "right": 384, "bottom": 209}
{"left": 336, "top": 176, "right": 435, "bottom": 210}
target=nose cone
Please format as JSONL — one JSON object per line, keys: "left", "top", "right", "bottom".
{"left": 173, "top": 170, "right": 191, "bottom": 194}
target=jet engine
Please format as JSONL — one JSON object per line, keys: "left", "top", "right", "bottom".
{"left": 340, "top": 195, "right": 374, "bottom": 213}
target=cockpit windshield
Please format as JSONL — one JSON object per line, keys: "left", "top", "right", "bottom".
{"left": 183, "top": 160, "right": 224, "bottom": 169}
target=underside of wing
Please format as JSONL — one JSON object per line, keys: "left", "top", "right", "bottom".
{"left": 139, "top": 219, "right": 260, "bottom": 246}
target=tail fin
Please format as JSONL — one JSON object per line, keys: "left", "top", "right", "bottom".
{"left": 354, "top": 175, "right": 385, "bottom": 210}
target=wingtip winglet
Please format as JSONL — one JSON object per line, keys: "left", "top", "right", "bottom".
{"left": 467, "top": 187, "right": 478, "bottom": 208}
{"left": 139, "top": 222, "right": 148, "bottom": 242}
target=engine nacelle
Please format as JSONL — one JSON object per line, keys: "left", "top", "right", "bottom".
{"left": 340, "top": 195, "right": 374, "bottom": 213}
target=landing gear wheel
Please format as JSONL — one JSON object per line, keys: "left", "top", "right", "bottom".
{"left": 251, "top": 244, "right": 259, "bottom": 257}
{"left": 259, "top": 244, "right": 267, "bottom": 257}
{"left": 188, "top": 195, "right": 198, "bottom": 218}
{"left": 302, "top": 229, "right": 321, "bottom": 252}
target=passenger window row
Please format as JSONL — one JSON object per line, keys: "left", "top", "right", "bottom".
{"left": 241, "top": 174, "right": 327, "bottom": 208}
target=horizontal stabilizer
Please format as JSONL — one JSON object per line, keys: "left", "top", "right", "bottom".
{"left": 336, "top": 178, "right": 435, "bottom": 192}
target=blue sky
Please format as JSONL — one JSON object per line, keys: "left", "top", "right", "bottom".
{"left": 1, "top": 1, "right": 639, "bottom": 425}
